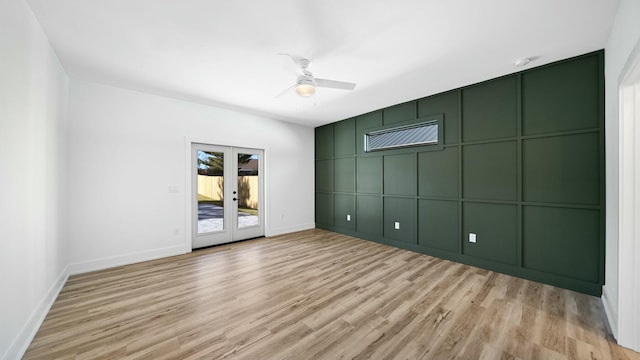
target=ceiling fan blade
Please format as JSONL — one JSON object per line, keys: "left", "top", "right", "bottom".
{"left": 273, "top": 83, "right": 296, "bottom": 99}
{"left": 315, "top": 78, "right": 356, "bottom": 90}
{"left": 278, "top": 53, "right": 307, "bottom": 67}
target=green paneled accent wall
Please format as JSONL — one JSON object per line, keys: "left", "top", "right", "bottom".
{"left": 418, "top": 147, "right": 458, "bottom": 198}
{"left": 523, "top": 206, "right": 600, "bottom": 282}
{"left": 334, "top": 118, "right": 356, "bottom": 156}
{"left": 522, "top": 55, "right": 599, "bottom": 135}
{"left": 418, "top": 200, "right": 458, "bottom": 252}
{"left": 315, "top": 193, "right": 333, "bottom": 227}
{"left": 334, "top": 157, "right": 355, "bottom": 193}
{"left": 523, "top": 133, "right": 600, "bottom": 205}
{"left": 463, "top": 202, "right": 518, "bottom": 265}
{"left": 334, "top": 194, "right": 356, "bottom": 232}
{"left": 384, "top": 101, "right": 416, "bottom": 125}
{"left": 383, "top": 197, "right": 416, "bottom": 243}
{"left": 463, "top": 141, "right": 517, "bottom": 201}
{"left": 314, "top": 51, "right": 604, "bottom": 296}
{"left": 357, "top": 156, "right": 383, "bottom": 194}
{"left": 315, "top": 159, "right": 333, "bottom": 193}
{"left": 384, "top": 154, "right": 417, "bottom": 196}
{"left": 462, "top": 76, "right": 517, "bottom": 142}
{"left": 357, "top": 195, "right": 382, "bottom": 236}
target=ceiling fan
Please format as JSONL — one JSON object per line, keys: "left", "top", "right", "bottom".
{"left": 276, "top": 54, "right": 356, "bottom": 98}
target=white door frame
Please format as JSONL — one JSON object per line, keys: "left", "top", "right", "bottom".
{"left": 184, "top": 138, "right": 267, "bottom": 252}
{"left": 616, "top": 38, "right": 640, "bottom": 351}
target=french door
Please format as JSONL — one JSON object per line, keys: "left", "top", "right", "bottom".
{"left": 191, "top": 144, "right": 264, "bottom": 249}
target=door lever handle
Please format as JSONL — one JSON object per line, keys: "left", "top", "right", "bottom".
{"left": 233, "top": 198, "right": 237, "bottom": 201}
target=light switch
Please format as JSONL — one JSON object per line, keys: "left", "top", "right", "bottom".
{"left": 469, "top": 233, "right": 477, "bottom": 243}
{"left": 346, "top": 214, "right": 351, "bottom": 221}
{"left": 394, "top": 221, "right": 400, "bottom": 230}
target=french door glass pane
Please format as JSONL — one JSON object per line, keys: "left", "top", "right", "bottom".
{"left": 197, "top": 150, "right": 224, "bottom": 234}
{"left": 237, "top": 153, "right": 259, "bottom": 229}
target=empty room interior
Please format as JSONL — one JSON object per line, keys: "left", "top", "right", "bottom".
{"left": 3, "top": 0, "right": 640, "bottom": 359}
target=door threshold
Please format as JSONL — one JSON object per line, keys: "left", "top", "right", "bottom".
{"left": 192, "top": 236, "right": 266, "bottom": 251}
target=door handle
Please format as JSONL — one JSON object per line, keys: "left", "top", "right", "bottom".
{"left": 233, "top": 198, "right": 237, "bottom": 201}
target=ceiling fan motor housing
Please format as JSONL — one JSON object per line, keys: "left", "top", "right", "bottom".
{"left": 296, "top": 75, "right": 315, "bottom": 87}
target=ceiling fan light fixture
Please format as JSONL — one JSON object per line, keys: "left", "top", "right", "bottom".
{"left": 296, "top": 83, "right": 315, "bottom": 97}
{"left": 295, "top": 77, "right": 315, "bottom": 97}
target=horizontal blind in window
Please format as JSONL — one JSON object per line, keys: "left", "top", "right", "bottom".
{"left": 365, "top": 122, "right": 438, "bottom": 152}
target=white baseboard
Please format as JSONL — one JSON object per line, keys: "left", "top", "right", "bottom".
{"left": 2, "top": 265, "right": 70, "bottom": 360}
{"left": 266, "top": 222, "right": 315, "bottom": 237}
{"left": 68, "top": 245, "right": 187, "bottom": 275}
{"left": 602, "top": 285, "right": 618, "bottom": 340}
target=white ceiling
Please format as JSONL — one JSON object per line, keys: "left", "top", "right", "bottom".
{"left": 26, "top": 0, "right": 619, "bottom": 127}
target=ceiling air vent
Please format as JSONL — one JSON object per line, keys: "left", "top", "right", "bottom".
{"left": 365, "top": 121, "right": 438, "bottom": 152}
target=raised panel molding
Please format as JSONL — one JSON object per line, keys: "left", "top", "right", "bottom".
{"left": 463, "top": 202, "right": 517, "bottom": 265}
{"left": 356, "top": 156, "right": 383, "bottom": 194}
{"left": 523, "top": 133, "right": 600, "bottom": 205}
{"left": 383, "top": 197, "right": 416, "bottom": 244}
{"left": 463, "top": 141, "right": 517, "bottom": 201}
{"left": 315, "top": 193, "right": 334, "bottom": 227}
{"left": 334, "top": 118, "right": 356, "bottom": 156}
{"left": 383, "top": 101, "right": 416, "bottom": 125}
{"left": 383, "top": 153, "right": 417, "bottom": 196}
{"left": 357, "top": 195, "right": 382, "bottom": 237}
{"left": 522, "top": 55, "right": 599, "bottom": 135}
{"left": 462, "top": 76, "right": 517, "bottom": 142}
{"left": 334, "top": 194, "right": 356, "bottom": 231}
{"left": 418, "top": 147, "right": 458, "bottom": 198}
{"left": 523, "top": 206, "right": 600, "bottom": 282}
{"left": 334, "top": 157, "right": 355, "bottom": 193}
{"left": 418, "top": 200, "right": 458, "bottom": 252}
{"left": 315, "top": 159, "right": 333, "bottom": 193}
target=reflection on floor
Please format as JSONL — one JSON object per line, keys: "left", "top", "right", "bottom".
{"left": 197, "top": 202, "right": 258, "bottom": 233}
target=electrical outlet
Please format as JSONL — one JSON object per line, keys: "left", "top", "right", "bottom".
{"left": 394, "top": 221, "right": 400, "bottom": 230}
{"left": 469, "top": 233, "right": 477, "bottom": 243}
{"left": 346, "top": 214, "right": 351, "bottom": 221}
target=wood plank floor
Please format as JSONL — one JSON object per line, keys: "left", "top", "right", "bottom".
{"left": 25, "top": 229, "right": 639, "bottom": 359}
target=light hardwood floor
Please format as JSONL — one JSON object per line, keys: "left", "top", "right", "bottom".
{"left": 25, "top": 229, "right": 639, "bottom": 359}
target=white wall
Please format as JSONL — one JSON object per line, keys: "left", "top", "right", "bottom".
{"left": 0, "top": 0, "right": 69, "bottom": 358}
{"left": 603, "top": 0, "right": 640, "bottom": 350}
{"left": 66, "top": 79, "right": 315, "bottom": 272}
